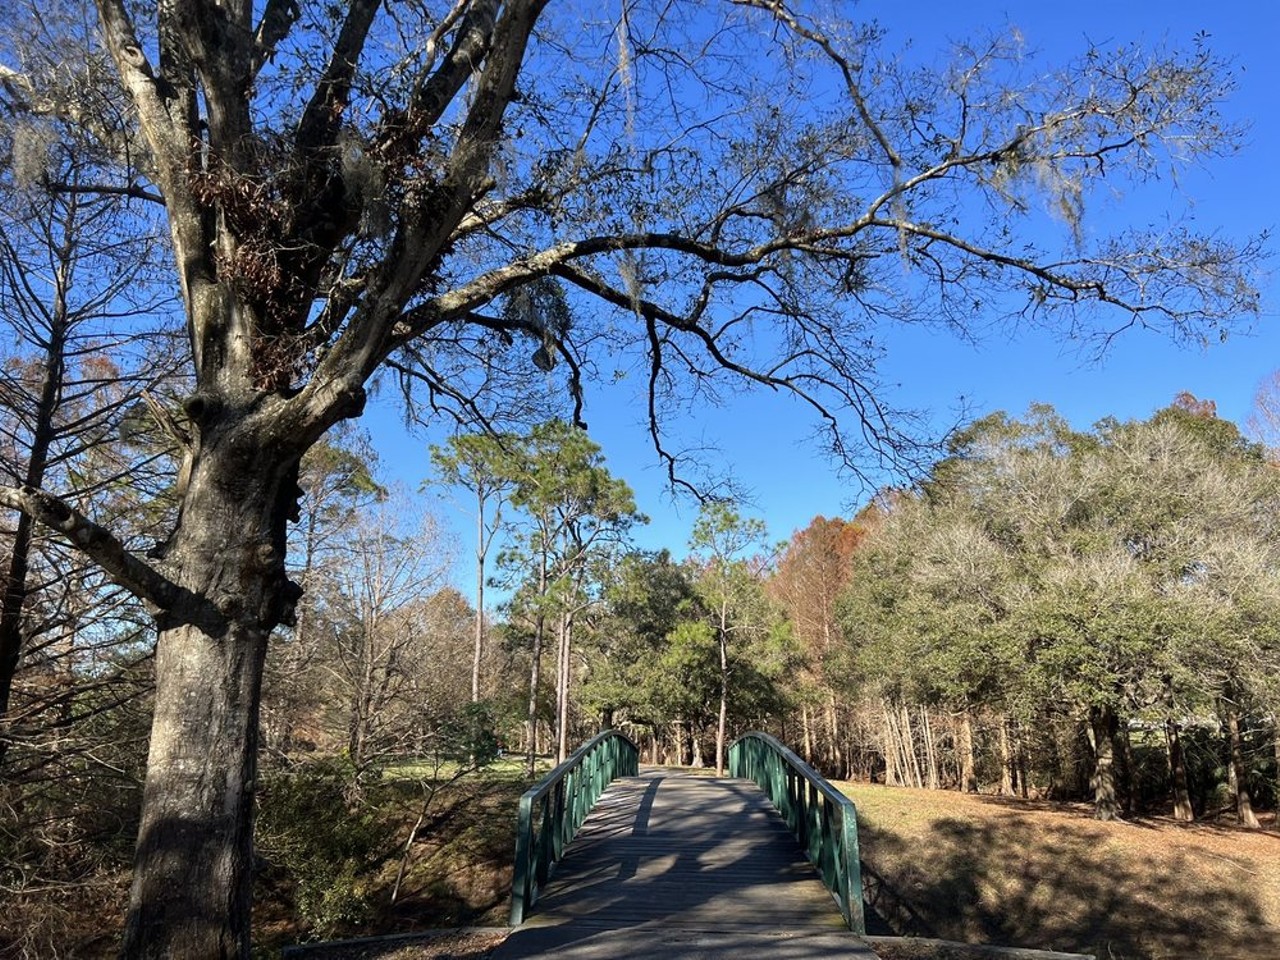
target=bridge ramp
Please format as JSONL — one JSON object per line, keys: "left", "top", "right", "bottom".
{"left": 494, "top": 768, "right": 879, "bottom": 958}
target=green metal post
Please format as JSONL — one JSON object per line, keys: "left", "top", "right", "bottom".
{"left": 509, "top": 794, "right": 534, "bottom": 925}
{"left": 840, "top": 805, "right": 866, "bottom": 934}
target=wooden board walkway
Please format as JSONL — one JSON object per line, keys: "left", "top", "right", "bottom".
{"left": 492, "top": 768, "right": 879, "bottom": 959}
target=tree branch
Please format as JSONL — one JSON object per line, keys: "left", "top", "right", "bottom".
{"left": 295, "top": 0, "right": 382, "bottom": 154}
{"left": 251, "top": 0, "right": 302, "bottom": 77}
{"left": 0, "top": 485, "right": 179, "bottom": 611}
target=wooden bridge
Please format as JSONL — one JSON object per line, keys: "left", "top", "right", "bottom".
{"left": 494, "top": 733, "right": 880, "bottom": 959}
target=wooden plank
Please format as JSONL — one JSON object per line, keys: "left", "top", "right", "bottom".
{"left": 525, "top": 769, "right": 850, "bottom": 931}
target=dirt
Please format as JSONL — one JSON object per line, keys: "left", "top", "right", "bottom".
{"left": 839, "top": 782, "right": 1280, "bottom": 960}
{"left": 280, "top": 929, "right": 510, "bottom": 960}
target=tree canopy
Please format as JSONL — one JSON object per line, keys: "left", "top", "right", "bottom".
{"left": 0, "top": 3, "right": 1268, "bottom": 955}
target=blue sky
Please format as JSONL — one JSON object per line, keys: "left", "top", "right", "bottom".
{"left": 363, "top": 0, "right": 1280, "bottom": 593}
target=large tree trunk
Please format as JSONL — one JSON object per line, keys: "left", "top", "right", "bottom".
{"left": 1166, "top": 718, "right": 1194, "bottom": 822}
{"left": 1089, "top": 703, "right": 1121, "bottom": 821}
{"left": 122, "top": 430, "right": 302, "bottom": 959}
{"left": 1225, "top": 699, "right": 1260, "bottom": 829}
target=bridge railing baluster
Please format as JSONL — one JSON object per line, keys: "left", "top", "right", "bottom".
{"left": 508, "top": 729, "right": 641, "bottom": 927}
{"left": 727, "top": 731, "right": 866, "bottom": 934}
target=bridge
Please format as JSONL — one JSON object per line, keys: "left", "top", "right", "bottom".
{"left": 493, "top": 731, "right": 880, "bottom": 959}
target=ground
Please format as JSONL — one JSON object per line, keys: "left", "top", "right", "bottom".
{"left": 23, "top": 769, "right": 1277, "bottom": 958}
{"left": 279, "top": 930, "right": 510, "bottom": 959}
{"left": 840, "top": 782, "right": 1280, "bottom": 960}
{"left": 280, "top": 778, "right": 1280, "bottom": 960}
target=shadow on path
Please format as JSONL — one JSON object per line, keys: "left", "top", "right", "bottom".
{"left": 492, "top": 770, "right": 876, "bottom": 959}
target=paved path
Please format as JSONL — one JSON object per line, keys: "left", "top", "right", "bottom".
{"left": 492, "top": 769, "right": 879, "bottom": 959}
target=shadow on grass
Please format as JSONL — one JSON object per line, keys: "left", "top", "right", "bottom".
{"left": 858, "top": 811, "right": 1273, "bottom": 960}
{"left": 382, "top": 776, "right": 525, "bottom": 928}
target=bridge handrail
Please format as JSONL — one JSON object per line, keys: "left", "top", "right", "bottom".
{"left": 508, "top": 729, "right": 639, "bottom": 926}
{"left": 728, "top": 731, "right": 865, "bottom": 934}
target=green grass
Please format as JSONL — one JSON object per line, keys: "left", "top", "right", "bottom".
{"left": 380, "top": 757, "right": 554, "bottom": 784}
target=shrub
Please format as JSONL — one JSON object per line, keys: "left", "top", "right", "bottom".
{"left": 255, "top": 759, "right": 392, "bottom": 938}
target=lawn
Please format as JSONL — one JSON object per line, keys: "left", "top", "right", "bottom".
{"left": 838, "top": 782, "right": 1280, "bottom": 960}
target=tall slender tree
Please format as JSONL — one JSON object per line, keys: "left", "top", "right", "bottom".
{"left": 688, "top": 501, "right": 774, "bottom": 776}
{"left": 769, "top": 516, "right": 865, "bottom": 774}
{"left": 499, "top": 421, "right": 640, "bottom": 766}
{"left": 0, "top": 115, "right": 180, "bottom": 769}
{"left": 430, "top": 433, "right": 517, "bottom": 703}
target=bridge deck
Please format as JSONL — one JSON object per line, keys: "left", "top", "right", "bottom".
{"left": 493, "top": 768, "right": 878, "bottom": 959}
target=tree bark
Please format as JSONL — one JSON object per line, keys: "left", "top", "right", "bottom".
{"left": 958, "top": 711, "right": 978, "bottom": 793}
{"left": 555, "top": 610, "right": 572, "bottom": 763}
{"left": 1225, "top": 699, "right": 1260, "bottom": 828}
{"left": 1016, "top": 728, "right": 1030, "bottom": 799}
{"left": 1165, "top": 718, "right": 1194, "bottom": 821}
{"left": 1118, "top": 719, "right": 1136, "bottom": 815}
{"left": 900, "top": 704, "right": 922, "bottom": 789}
{"left": 826, "top": 693, "right": 844, "bottom": 779}
{"left": 1089, "top": 703, "right": 1121, "bottom": 821}
{"left": 473, "top": 500, "right": 485, "bottom": 703}
{"left": 525, "top": 555, "right": 547, "bottom": 776}
{"left": 998, "top": 716, "right": 1015, "bottom": 797}
{"left": 1273, "top": 725, "right": 1280, "bottom": 832}
{"left": 122, "top": 423, "right": 304, "bottom": 959}
{"left": 715, "top": 601, "right": 729, "bottom": 777}
{"left": 921, "top": 707, "right": 939, "bottom": 790}
{"left": 801, "top": 702, "right": 813, "bottom": 763}
{"left": 881, "top": 702, "right": 898, "bottom": 786}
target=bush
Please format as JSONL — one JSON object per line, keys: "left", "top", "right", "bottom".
{"left": 255, "top": 760, "right": 392, "bottom": 938}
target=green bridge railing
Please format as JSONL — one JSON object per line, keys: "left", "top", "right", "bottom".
{"left": 728, "top": 731, "right": 866, "bottom": 934}
{"left": 508, "top": 729, "right": 639, "bottom": 926}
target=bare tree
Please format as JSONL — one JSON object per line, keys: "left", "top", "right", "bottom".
{"left": 323, "top": 492, "right": 455, "bottom": 784}
{"left": 0, "top": 3, "right": 1265, "bottom": 954}
{"left": 0, "top": 87, "right": 181, "bottom": 768}
{"left": 768, "top": 516, "right": 866, "bottom": 775}
{"left": 430, "top": 433, "right": 517, "bottom": 704}
{"left": 260, "top": 427, "right": 384, "bottom": 762}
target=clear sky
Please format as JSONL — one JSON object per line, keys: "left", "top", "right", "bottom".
{"left": 362, "top": 0, "right": 1280, "bottom": 595}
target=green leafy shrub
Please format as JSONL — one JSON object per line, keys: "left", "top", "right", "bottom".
{"left": 256, "top": 759, "right": 391, "bottom": 938}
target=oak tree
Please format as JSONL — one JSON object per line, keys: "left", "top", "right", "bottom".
{"left": 0, "top": 2, "right": 1267, "bottom": 954}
